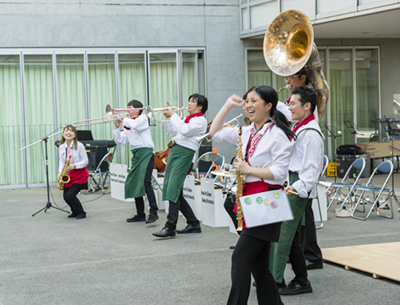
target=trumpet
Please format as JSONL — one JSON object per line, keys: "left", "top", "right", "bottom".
{"left": 107, "top": 104, "right": 187, "bottom": 123}
{"left": 147, "top": 105, "right": 187, "bottom": 123}
{"left": 197, "top": 114, "right": 243, "bottom": 144}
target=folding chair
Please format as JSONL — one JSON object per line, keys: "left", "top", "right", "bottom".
{"left": 205, "top": 155, "right": 225, "bottom": 181}
{"left": 87, "top": 149, "right": 114, "bottom": 194}
{"left": 327, "top": 157, "right": 366, "bottom": 211}
{"left": 314, "top": 155, "right": 329, "bottom": 229}
{"left": 351, "top": 160, "right": 394, "bottom": 221}
{"left": 195, "top": 151, "right": 220, "bottom": 178}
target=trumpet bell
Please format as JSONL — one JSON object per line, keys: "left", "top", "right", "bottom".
{"left": 263, "top": 10, "right": 313, "bottom": 76}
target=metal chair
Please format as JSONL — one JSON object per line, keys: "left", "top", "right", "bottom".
{"left": 87, "top": 148, "right": 115, "bottom": 194}
{"left": 205, "top": 155, "right": 225, "bottom": 180}
{"left": 351, "top": 160, "right": 394, "bottom": 221}
{"left": 327, "top": 157, "right": 366, "bottom": 211}
{"left": 194, "top": 152, "right": 220, "bottom": 178}
{"left": 314, "top": 155, "right": 329, "bottom": 229}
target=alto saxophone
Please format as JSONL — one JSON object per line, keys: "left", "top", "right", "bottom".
{"left": 235, "top": 127, "right": 244, "bottom": 231}
{"left": 57, "top": 152, "right": 72, "bottom": 190}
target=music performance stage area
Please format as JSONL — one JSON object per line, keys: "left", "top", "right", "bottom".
{"left": 1, "top": 174, "right": 399, "bottom": 305}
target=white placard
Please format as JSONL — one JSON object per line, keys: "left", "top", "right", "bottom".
{"left": 109, "top": 163, "right": 134, "bottom": 202}
{"left": 183, "top": 175, "right": 202, "bottom": 220}
{"left": 239, "top": 189, "right": 293, "bottom": 228}
{"left": 200, "top": 178, "right": 230, "bottom": 227}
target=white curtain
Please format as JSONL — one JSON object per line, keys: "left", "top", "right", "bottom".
{"left": 0, "top": 56, "right": 24, "bottom": 185}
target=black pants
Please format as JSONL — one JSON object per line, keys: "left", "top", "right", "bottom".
{"left": 227, "top": 234, "right": 283, "bottom": 305}
{"left": 165, "top": 164, "right": 199, "bottom": 230}
{"left": 63, "top": 183, "right": 86, "bottom": 215}
{"left": 300, "top": 199, "right": 323, "bottom": 264}
{"left": 224, "top": 195, "right": 241, "bottom": 234}
{"left": 135, "top": 154, "right": 158, "bottom": 217}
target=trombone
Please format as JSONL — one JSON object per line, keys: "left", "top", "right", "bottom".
{"left": 197, "top": 114, "right": 243, "bottom": 144}
{"left": 107, "top": 104, "right": 187, "bottom": 123}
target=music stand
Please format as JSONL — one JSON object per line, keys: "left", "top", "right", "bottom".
{"left": 325, "top": 125, "right": 342, "bottom": 182}
{"left": 20, "top": 130, "right": 70, "bottom": 217}
{"left": 344, "top": 121, "right": 365, "bottom": 155}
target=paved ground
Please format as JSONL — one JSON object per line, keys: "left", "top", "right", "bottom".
{"left": 1, "top": 173, "right": 400, "bottom": 305}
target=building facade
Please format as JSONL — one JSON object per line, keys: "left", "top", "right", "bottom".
{"left": 1, "top": 0, "right": 399, "bottom": 188}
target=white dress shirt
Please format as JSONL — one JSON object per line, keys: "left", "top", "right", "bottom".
{"left": 289, "top": 120, "right": 324, "bottom": 198}
{"left": 213, "top": 123, "right": 293, "bottom": 186}
{"left": 58, "top": 142, "right": 88, "bottom": 174}
{"left": 163, "top": 113, "right": 207, "bottom": 162}
{"left": 113, "top": 115, "right": 155, "bottom": 150}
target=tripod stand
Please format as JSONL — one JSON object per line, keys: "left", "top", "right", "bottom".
{"left": 21, "top": 131, "right": 69, "bottom": 216}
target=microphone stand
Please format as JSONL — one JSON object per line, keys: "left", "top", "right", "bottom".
{"left": 20, "top": 131, "right": 70, "bottom": 216}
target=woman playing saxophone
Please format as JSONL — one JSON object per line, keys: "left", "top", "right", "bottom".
{"left": 209, "top": 86, "right": 295, "bottom": 305}
{"left": 57, "top": 125, "right": 89, "bottom": 219}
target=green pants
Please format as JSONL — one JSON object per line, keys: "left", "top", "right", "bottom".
{"left": 125, "top": 148, "right": 153, "bottom": 199}
{"left": 269, "top": 171, "right": 309, "bottom": 283}
{"left": 162, "top": 143, "right": 195, "bottom": 203}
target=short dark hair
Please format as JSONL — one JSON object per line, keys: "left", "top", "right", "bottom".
{"left": 291, "top": 86, "right": 317, "bottom": 113}
{"left": 243, "top": 86, "right": 256, "bottom": 100}
{"left": 296, "top": 67, "right": 310, "bottom": 86}
{"left": 189, "top": 93, "right": 208, "bottom": 114}
{"left": 127, "top": 99, "right": 143, "bottom": 115}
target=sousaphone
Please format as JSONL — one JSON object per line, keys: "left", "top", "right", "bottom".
{"left": 263, "top": 10, "right": 329, "bottom": 122}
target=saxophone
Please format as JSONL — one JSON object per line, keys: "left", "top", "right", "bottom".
{"left": 57, "top": 152, "right": 72, "bottom": 190}
{"left": 235, "top": 127, "right": 244, "bottom": 231}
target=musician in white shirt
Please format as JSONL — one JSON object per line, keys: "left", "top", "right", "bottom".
{"left": 271, "top": 86, "right": 324, "bottom": 296}
{"left": 153, "top": 94, "right": 208, "bottom": 238}
{"left": 210, "top": 86, "right": 294, "bottom": 305}
{"left": 58, "top": 125, "right": 89, "bottom": 219}
{"left": 113, "top": 100, "right": 159, "bottom": 224}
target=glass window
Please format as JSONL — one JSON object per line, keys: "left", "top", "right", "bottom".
{"left": 56, "top": 54, "right": 86, "bottom": 129}
{"left": 0, "top": 55, "right": 23, "bottom": 185}
{"left": 149, "top": 53, "right": 177, "bottom": 152}
{"left": 87, "top": 54, "right": 116, "bottom": 142}
{"left": 329, "top": 49, "right": 354, "bottom": 157}
{"left": 317, "top": 0, "right": 352, "bottom": 14}
{"left": 355, "top": 48, "right": 379, "bottom": 143}
{"left": 247, "top": 50, "right": 272, "bottom": 89}
{"left": 117, "top": 53, "right": 147, "bottom": 165}
{"left": 250, "top": 2, "right": 277, "bottom": 29}
{"left": 282, "top": 0, "right": 315, "bottom": 16}
{"left": 182, "top": 52, "right": 197, "bottom": 102}
{"left": 24, "top": 54, "right": 55, "bottom": 185}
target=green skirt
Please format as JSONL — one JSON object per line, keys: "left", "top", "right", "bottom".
{"left": 269, "top": 171, "right": 309, "bottom": 283}
{"left": 162, "top": 143, "right": 195, "bottom": 203}
{"left": 125, "top": 147, "right": 153, "bottom": 199}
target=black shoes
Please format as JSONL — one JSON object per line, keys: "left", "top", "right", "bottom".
{"left": 176, "top": 223, "right": 201, "bottom": 234}
{"left": 279, "top": 280, "right": 312, "bottom": 295}
{"left": 68, "top": 213, "right": 77, "bottom": 218}
{"left": 306, "top": 260, "right": 323, "bottom": 270}
{"left": 229, "top": 245, "right": 236, "bottom": 250}
{"left": 126, "top": 215, "right": 146, "bottom": 223}
{"left": 153, "top": 227, "right": 176, "bottom": 238}
{"left": 76, "top": 213, "right": 86, "bottom": 219}
{"left": 145, "top": 214, "right": 159, "bottom": 224}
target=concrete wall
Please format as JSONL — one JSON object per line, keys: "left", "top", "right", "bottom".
{"left": 0, "top": 0, "right": 245, "bottom": 161}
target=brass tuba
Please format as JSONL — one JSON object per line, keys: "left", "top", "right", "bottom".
{"left": 263, "top": 9, "right": 329, "bottom": 122}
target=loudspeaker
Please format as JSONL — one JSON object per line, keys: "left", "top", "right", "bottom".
{"left": 198, "top": 145, "right": 213, "bottom": 173}
{"left": 86, "top": 146, "right": 108, "bottom": 171}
